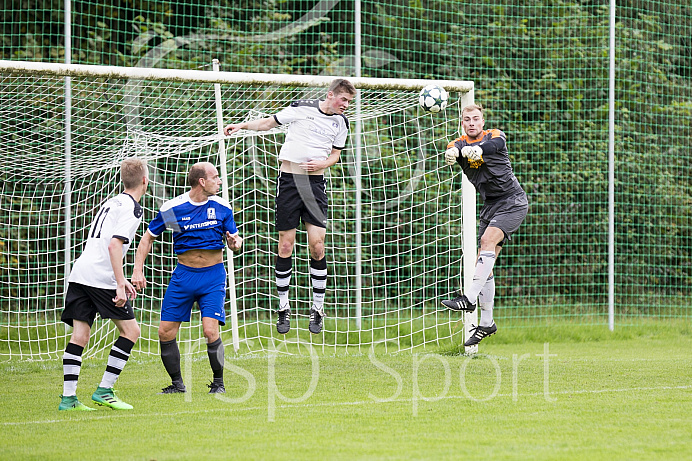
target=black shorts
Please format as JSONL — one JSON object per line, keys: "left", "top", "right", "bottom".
{"left": 478, "top": 190, "right": 529, "bottom": 246}
{"left": 275, "top": 172, "right": 328, "bottom": 231}
{"left": 61, "top": 282, "right": 135, "bottom": 327}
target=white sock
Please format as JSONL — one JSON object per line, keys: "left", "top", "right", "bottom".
{"left": 478, "top": 275, "right": 495, "bottom": 327}
{"left": 465, "top": 251, "right": 497, "bottom": 303}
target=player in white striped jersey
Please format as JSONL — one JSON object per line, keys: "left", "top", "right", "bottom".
{"left": 224, "top": 79, "right": 356, "bottom": 335}
{"left": 59, "top": 157, "right": 149, "bottom": 411}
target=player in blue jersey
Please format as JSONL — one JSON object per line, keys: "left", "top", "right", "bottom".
{"left": 131, "top": 162, "right": 242, "bottom": 394}
{"left": 224, "top": 78, "right": 356, "bottom": 335}
{"left": 441, "top": 104, "right": 529, "bottom": 346}
{"left": 59, "top": 157, "right": 149, "bottom": 411}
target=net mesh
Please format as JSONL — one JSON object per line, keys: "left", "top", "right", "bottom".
{"left": 0, "top": 71, "right": 470, "bottom": 358}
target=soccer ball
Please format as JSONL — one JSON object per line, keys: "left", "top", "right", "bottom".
{"left": 419, "top": 84, "right": 449, "bottom": 113}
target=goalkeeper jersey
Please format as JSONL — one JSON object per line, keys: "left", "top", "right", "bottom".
{"left": 273, "top": 99, "right": 349, "bottom": 164}
{"left": 146, "top": 192, "right": 238, "bottom": 255}
{"left": 448, "top": 129, "right": 524, "bottom": 201}
{"left": 69, "top": 193, "right": 143, "bottom": 289}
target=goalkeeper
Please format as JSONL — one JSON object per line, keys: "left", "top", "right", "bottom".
{"left": 441, "top": 104, "right": 528, "bottom": 346}
{"left": 224, "top": 78, "right": 356, "bottom": 335}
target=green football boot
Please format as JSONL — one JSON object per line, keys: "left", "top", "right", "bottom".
{"left": 59, "top": 395, "right": 96, "bottom": 411}
{"left": 91, "top": 386, "right": 133, "bottom": 410}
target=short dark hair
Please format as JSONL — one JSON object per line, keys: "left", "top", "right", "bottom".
{"left": 328, "top": 78, "right": 356, "bottom": 96}
{"left": 188, "top": 162, "right": 212, "bottom": 188}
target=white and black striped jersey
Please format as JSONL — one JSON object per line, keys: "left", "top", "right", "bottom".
{"left": 273, "top": 99, "right": 349, "bottom": 164}
{"left": 68, "top": 193, "right": 143, "bottom": 289}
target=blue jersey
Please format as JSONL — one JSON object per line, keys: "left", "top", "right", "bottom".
{"left": 146, "top": 193, "right": 238, "bottom": 255}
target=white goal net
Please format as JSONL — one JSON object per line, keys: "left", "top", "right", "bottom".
{"left": 0, "top": 60, "right": 476, "bottom": 359}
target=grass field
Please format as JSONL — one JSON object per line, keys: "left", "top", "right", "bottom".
{"left": 1, "top": 321, "right": 690, "bottom": 460}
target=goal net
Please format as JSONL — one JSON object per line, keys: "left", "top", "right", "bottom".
{"left": 0, "top": 60, "right": 476, "bottom": 359}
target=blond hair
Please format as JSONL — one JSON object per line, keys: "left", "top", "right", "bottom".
{"left": 462, "top": 103, "right": 484, "bottom": 116}
{"left": 120, "top": 157, "right": 147, "bottom": 189}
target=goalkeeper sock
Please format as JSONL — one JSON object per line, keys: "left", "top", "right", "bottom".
{"left": 310, "top": 257, "right": 327, "bottom": 312}
{"left": 62, "top": 342, "right": 84, "bottom": 397}
{"left": 478, "top": 275, "right": 495, "bottom": 327}
{"left": 206, "top": 337, "right": 224, "bottom": 380}
{"left": 99, "top": 336, "right": 134, "bottom": 389}
{"left": 160, "top": 339, "right": 183, "bottom": 384}
{"left": 275, "top": 255, "right": 292, "bottom": 310}
{"left": 465, "top": 251, "right": 497, "bottom": 303}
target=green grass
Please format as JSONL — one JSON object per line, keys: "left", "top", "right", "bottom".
{"left": 1, "top": 322, "right": 690, "bottom": 460}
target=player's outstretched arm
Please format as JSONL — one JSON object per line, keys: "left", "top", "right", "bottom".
{"left": 224, "top": 117, "right": 278, "bottom": 136}
{"left": 131, "top": 231, "right": 156, "bottom": 291}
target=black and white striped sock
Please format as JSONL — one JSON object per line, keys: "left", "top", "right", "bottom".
{"left": 62, "top": 342, "right": 84, "bottom": 396}
{"left": 276, "top": 255, "right": 292, "bottom": 310}
{"left": 310, "top": 257, "right": 327, "bottom": 312}
{"left": 99, "top": 336, "right": 135, "bottom": 389}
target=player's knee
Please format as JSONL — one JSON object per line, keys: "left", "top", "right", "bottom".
{"left": 125, "top": 323, "right": 141, "bottom": 342}
{"left": 158, "top": 327, "right": 176, "bottom": 342}
{"left": 310, "top": 245, "right": 325, "bottom": 260}
{"left": 479, "top": 234, "right": 501, "bottom": 250}
{"left": 203, "top": 328, "right": 219, "bottom": 343}
{"left": 278, "top": 240, "right": 294, "bottom": 257}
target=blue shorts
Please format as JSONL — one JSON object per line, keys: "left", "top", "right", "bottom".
{"left": 161, "top": 263, "right": 227, "bottom": 325}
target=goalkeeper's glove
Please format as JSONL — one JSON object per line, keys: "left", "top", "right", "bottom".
{"left": 444, "top": 147, "right": 460, "bottom": 165}
{"left": 461, "top": 145, "right": 483, "bottom": 161}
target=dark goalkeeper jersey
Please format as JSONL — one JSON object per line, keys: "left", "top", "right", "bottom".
{"left": 447, "top": 129, "right": 523, "bottom": 202}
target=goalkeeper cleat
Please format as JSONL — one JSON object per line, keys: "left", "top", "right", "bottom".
{"left": 158, "top": 382, "right": 186, "bottom": 394}
{"left": 91, "top": 386, "right": 133, "bottom": 410}
{"left": 441, "top": 294, "right": 476, "bottom": 312}
{"left": 59, "top": 395, "right": 96, "bottom": 411}
{"left": 309, "top": 307, "right": 324, "bottom": 335}
{"left": 464, "top": 323, "right": 498, "bottom": 347}
{"left": 207, "top": 381, "right": 226, "bottom": 394}
{"left": 277, "top": 308, "right": 291, "bottom": 334}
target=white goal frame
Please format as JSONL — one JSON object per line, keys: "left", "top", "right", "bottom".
{"left": 0, "top": 59, "right": 479, "bottom": 356}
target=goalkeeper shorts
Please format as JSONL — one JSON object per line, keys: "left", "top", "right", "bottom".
{"left": 478, "top": 190, "right": 529, "bottom": 246}
{"left": 62, "top": 282, "right": 135, "bottom": 327}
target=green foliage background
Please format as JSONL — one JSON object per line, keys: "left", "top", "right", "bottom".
{"left": 1, "top": 0, "right": 690, "bottom": 323}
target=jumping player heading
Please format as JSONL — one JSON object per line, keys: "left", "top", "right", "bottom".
{"left": 224, "top": 78, "right": 356, "bottom": 336}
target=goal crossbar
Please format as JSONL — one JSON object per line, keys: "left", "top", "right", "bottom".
{"left": 0, "top": 59, "right": 474, "bottom": 92}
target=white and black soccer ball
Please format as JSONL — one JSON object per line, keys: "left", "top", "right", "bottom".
{"left": 419, "top": 84, "right": 449, "bottom": 113}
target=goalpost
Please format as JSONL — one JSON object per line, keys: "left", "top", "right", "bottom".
{"left": 0, "top": 59, "right": 477, "bottom": 359}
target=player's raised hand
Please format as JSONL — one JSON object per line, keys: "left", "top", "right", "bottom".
{"left": 444, "top": 146, "right": 459, "bottom": 165}
{"left": 461, "top": 146, "right": 483, "bottom": 161}
{"left": 224, "top": 123, "right": 243, "bottom": 136}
